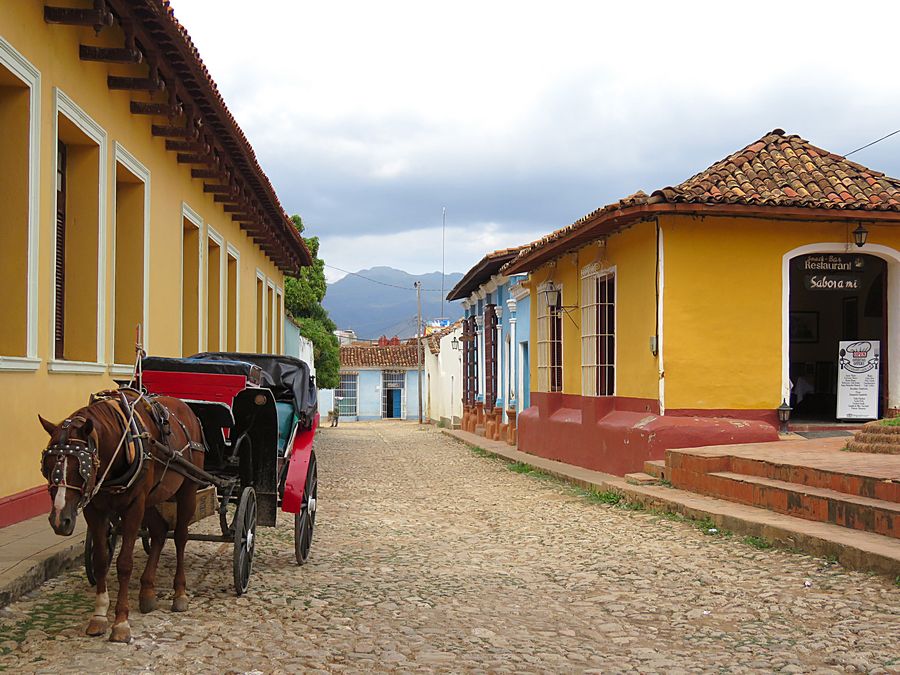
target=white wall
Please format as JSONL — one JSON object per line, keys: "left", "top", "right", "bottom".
{"left": 425, "top": 324, "right": 463, "bottom": 426}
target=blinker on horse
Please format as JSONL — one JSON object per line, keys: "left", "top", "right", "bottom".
{"left": 39, "top": 389, "right": 205, "bottom": 643}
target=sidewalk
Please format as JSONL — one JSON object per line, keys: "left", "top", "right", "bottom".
{"left": 0, "top": 514, "right": 85, "bottom": 607}
{"left": 443, "top": 428, "right": 900, "bottom": 578}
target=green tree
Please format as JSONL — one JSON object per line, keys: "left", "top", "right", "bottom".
{"left": 285, "top": 215, "right": 340, "bottom": 389}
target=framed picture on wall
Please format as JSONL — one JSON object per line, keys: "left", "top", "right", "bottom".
{"left": 789, "top": 311, "right": 818, "bottom": 343}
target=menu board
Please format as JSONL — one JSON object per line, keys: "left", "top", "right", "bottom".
{"left": 836, "top": 340, "right": 880, "bottom": 420}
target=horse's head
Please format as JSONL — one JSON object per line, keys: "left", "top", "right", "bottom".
{"left": 38, "top": 414, "right": 99, "bottom": 536}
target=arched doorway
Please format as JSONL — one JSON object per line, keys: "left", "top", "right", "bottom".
{"left": 788, "top": 251, "right": 888, "bottom": 421}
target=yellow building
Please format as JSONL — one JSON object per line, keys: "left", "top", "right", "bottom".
{"left": 506, "top": 129, "right": 900, "bottom": 475}
{"left": 0, "top": 1, "right": 311, "bottom": 525}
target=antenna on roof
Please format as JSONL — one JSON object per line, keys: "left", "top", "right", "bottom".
{"left": 441, "top": 206, "right": 446, "bottom": 318}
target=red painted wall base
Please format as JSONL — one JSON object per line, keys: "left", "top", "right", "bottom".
{"left": 517, "top": 393, "right": 779, "bottom": 476}
{"left": 0, "top": 486, "right": 50, "bottom": 529}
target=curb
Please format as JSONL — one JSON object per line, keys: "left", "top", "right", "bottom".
{"left": 0, "top": 535, "right": 84, "bottom": 608}
{"left": 443, "top": 430, "right": 900, "bottom": 579}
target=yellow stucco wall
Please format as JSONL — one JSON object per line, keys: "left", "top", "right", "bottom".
{"left": 525, "top": 211, "right": 900, "bottom": 415}
{"left": 0, "top": 3, "right": 287, "bottom": 499}
{"left": 662, "top": 214, "right": 900, "bottom": 411}
{"left": 527, "top": 219, "right": 660, "bottom": 399}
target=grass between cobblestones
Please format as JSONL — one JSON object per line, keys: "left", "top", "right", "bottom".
{"left": 0, "top": 588, "right": 92, "bottom": 664}
{"left": 466, "top": 445, "right": 789, "bottom": 551}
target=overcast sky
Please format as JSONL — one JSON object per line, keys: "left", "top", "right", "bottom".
{"left": 173, "top": 0, "right": 900, "bottom": 282}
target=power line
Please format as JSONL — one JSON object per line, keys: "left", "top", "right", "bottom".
{"left": 324, "top": 263, "right": 446, "bottom": 293}
{"left": 845, "top": 128, "right": 900, "bottom": 157}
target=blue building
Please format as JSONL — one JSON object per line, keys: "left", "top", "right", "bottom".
{"left": 319, "top": 339, "right": 424, "bottom": 422}
{"left": 446, "top": 247, "right": 530, "bottom": 442}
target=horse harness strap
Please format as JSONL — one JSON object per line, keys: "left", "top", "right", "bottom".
{"left": 41, "top": 416, "right": 99, "bottom": 510}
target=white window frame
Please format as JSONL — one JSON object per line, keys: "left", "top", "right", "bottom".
{"left": 266, "top": 278, "right": 276, "bottom": 354}
{"left": 205, "top": 225, "right": 225, "bottom": 351}
{"left": 256, "top": 268, "right": 267, "bottom": 353}
{"left": 275, "top": 286, "right": 284, "bottom": 354}
{"left": 382, "top": 370, "right": 407, "bottom": 418}
{"left": 536, "top": 281, "right": 563, "bottom": 393}
{"left": 180, "top": 202, "right": 203, "bottom": 356}
{"left": 581, "top": 263, "right": 616, "bottom": 397}
{"left": 48, "top": 88, "right": 107, "bottom": 375}
{"left": 337, "top": 372, "right": 358, "bottom": 417}
{"left": 0, "top": 38, "right": 40, "bottom": 370}
{"left": 225, "top": 243, "right": 241, "bottom": 352}
{"left": 109, "top": 142, "right": 150, "bottom": 374}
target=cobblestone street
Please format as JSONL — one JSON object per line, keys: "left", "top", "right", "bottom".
{"left": 1, "top": 421, "right": 898, "bottom": 673}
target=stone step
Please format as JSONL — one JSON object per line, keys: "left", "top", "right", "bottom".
{"left": 707, "top": 471, "right": 900, "bottom": 539}
{"left": 668, "top": 449, "right": 900, "bottom": 504}
{"left": 624, "top": 472, "right": 658, "bottom": 486}
{"left": 643, "top": 460, "right": 667, "bottom": 480}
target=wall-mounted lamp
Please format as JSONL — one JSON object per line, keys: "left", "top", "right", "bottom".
{"left": 542, "top": 284, "right": 579, "bottom": 326}
{"left": 777, "top": 399, "right": 792, "bottom": 433}
{"left": 451, "top": 336, "right": 460, "bottom": 350}
{"left": 543, "top": 285, "right": 562, "bottom": 309}
{"left": 852, "top": 223, "right": 868, "bottom": 248}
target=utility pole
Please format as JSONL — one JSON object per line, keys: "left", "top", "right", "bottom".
{"left": 415, "top": 281, "right": 423, "bottom": 424}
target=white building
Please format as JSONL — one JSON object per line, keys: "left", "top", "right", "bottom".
{"left": 424, "top": 321, "right": 464, "bottom": 427}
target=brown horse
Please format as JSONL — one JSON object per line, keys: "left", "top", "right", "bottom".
{"left": 39, "top": 389, "right": 205, "bottom": 643}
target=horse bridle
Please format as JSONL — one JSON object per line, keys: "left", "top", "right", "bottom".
{"left": 41, "top": 416, "right": 100, "bottom": 511}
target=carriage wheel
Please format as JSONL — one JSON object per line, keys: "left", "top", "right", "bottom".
{"left": 294, "top": 453, "right": 317, "bottom": 566}
{"left": 85, "top": 521, "right": 118, "bottom": 586}
{"left": 232, "top": 486, "right": 257, "bottom": 596}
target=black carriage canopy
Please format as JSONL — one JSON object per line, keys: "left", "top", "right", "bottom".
{"left": 141, "top": 352, "right": 318, "bottom": 426}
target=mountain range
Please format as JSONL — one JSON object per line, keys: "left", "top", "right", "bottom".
{"left": 323, "top": 267, "right": 464, "bottom": 340}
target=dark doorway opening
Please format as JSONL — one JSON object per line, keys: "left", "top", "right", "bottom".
{"left": 789, "top": 253, "right": 887, "bottom": 421}
{"left": 382, "top": 371, "right": 405, "bottom": 419}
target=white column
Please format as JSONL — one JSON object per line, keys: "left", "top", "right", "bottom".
{"left": 507, "top": 298, "right": 517, "bottom": 409}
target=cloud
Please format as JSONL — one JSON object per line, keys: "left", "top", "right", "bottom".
{"left": 171, "top": 0, "right": 900, "bottom": 276}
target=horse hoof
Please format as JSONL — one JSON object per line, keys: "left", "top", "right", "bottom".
{"left": 171, "top": 595, "right": 189, "bottom": 613}
{"left": 139, "top": 595, "right": 158, "bottom": 614}
{"left": 85, "top": 617, "right": 108, "bottom": 637}
{"left": 109, "top": 622, "right": 132, "bottom": 643}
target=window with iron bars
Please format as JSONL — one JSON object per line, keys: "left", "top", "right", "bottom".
{"left": 537, "top": 284, "right": 563, "bottom": 393}
{"left": 336, "top": 372, "right": 358, "bottom": 416}
{"left": 581, "top": 270, "right": 615, "bottom": 396}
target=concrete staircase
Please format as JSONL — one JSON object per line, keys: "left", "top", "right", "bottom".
{"left": 660, "top": 440, "right": 900, "bottom": 539}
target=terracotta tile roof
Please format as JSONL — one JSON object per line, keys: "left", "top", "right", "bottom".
{"left": 340, "top": 344, "right": 423, "bottom": 369}
{"left": 653, "top": 128, "right": 900, "bottom": 210}
{"left": 505, "top": 129, "right": 900, "bottom": 273}
{"left": 446, "top": 246, "right": 527, "bottom": 301}
{"left": 426, "top": 320, "right": 463, "bottom": 355}
{"left": 122, "top": 1, "right": 312, "bottom": 272}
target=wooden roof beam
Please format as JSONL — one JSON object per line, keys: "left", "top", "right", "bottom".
{"left": 109, "top": 76, "right": 163, "bottom": 92}
{"left": 151, "top": 124, "right": 195, "bottom": 139}
{"left": 190, "top": 168, "right": 223, "bottom": 180}
{"left": 165, "top": 140, "right": 211, "bottom": 154}
{"left": 45, "top": 5, "right": 113, "bottom": 30}
{"left": 130, "top": 101, "right": 181, "bottom": 116}
{"left": 176, "top": 153, "right": 212, "bottom": 165}
{"left": 79, "top": 45, "right": 141, "bottom": 64}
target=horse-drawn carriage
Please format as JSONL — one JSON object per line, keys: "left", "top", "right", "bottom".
{"left": 85, "top": 352, "right": 319, "bottom": 596}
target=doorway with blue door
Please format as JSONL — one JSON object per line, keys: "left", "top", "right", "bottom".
{"left": 382, "top": 371, "right": 406, "bottom": 419}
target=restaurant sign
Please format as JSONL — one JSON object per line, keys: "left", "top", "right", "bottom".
{"left": 836, "top": 340, "right": 880, "bottom": 420}
{"left": 800, "top": 254, "right": 866, "bottom": 292}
